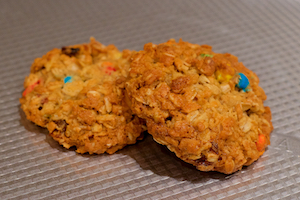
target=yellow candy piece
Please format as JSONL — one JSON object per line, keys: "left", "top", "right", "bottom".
{"left": 225, "top": 74, "right": 233, "bottom": 81}
{"left": 216, "top": 71, "right": 233, "bottom": 82}
{"left": 114, "top": 52, "right": 122, "bottom": 59}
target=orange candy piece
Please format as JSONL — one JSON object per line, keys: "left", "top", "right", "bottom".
{"left": 22, "top": 80, "right": 40, "bottom": 96}
{"left": 256, "top": 134, "right": 266, "bottom": 151}
{"left": 102, "top": 61, "right": 113, "bottom": 67}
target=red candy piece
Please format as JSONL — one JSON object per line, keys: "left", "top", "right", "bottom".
{"left": 102, "top": 62, "right": 117, "bottom": 75}
{"left": 256, "top": 134, "right": 266, "bottom": 151}
{"left": 105, "top": 66, "right": 116, "bottom": 75}
{"left": 22, "top": 80, "right": 41, "bottom": 96}
{"left": 107, "top": 66, "right": 116, "bottom": 71}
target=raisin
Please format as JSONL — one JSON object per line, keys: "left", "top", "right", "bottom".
{"left": 166, "top": 116, "right": 172, "bottom": 121}
{"left": 88, "top": 135, "right": 94, "bottom": 141}
{"left": 246, "top": 109, "right": 252, "bottom": 116}
{"left": 61, "top": 47, "right": 80, "bottom": 57}
{"left": 54, "top": 120, "right": 67, "bottom": 132}
{"left": 38, "top": 106, "right": 43, "bottom": 110}
{"left": 131, "top": 115, "right": 135, "bottom": 121}
{"left": 195, "top": 156, "right": 213, "bottom": 166}
{"left": 196, "top": 156, "right": 206, "bottom": 163}
{"left": 41, "top": 98, "right": 48, "bottom": 104}
{"left": 211, "top": 142, "right": 219, "bottom": 154}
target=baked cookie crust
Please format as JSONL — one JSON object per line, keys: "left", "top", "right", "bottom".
{"left": 20, "top": 38, "right": 145, "bottom": 154}
{"left": 126, "top": 39, "right": 273, "bottom": 174}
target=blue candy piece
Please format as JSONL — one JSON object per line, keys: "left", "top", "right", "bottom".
{"left": 236, "top": 73, "right": 249, "bottom": 90}
{"left": 64, "top": 76, "right": 72, "bottom": 84}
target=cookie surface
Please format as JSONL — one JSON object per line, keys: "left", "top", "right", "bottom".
{"left": 20, "top": 38, "right": 145, "bottom": 154}
{"left": 126, "top": 39, "right": 273, "bottom": 174}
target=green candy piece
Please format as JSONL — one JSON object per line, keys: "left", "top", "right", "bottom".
{"left": 200, "top": 54, "right": 213, "bottom": 58}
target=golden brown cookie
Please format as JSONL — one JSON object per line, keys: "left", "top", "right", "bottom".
{"left": 20, "top": 38, "right": 145, "bottom": 154}
{"left": 126, "top": 39, "right": 273, "bottom": 174}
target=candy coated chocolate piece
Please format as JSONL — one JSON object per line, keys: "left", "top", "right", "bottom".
{"left": 64, "top": 76, "right": 72, "bottom": 84}
{"left": 236, "top": 73, "right": 249, "bottom": 90}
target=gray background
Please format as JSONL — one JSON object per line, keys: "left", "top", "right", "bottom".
{"left": 1, "top": 0, "right": 300, "bottom": 199}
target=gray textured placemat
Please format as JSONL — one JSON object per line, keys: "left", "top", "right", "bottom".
{"left": 1, "top": 0, "right": 300, "bottom": 199}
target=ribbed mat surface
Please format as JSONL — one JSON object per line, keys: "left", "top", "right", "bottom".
{"left": 1, "top": 0, "right": 300, "bottom": 199}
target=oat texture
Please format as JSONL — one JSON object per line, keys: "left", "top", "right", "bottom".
{"left": 126, "top": 39, "right": 273, "bottom": 174}
{"left": 20, "top": 38, "right": 145, "bottom": 154}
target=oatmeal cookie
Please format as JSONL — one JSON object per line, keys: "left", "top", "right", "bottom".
{"left": 20, "top": 38, "right": 145, "bottom": 154}
{"left": 126, "top": 39, "right": 273, "bottom": 174}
